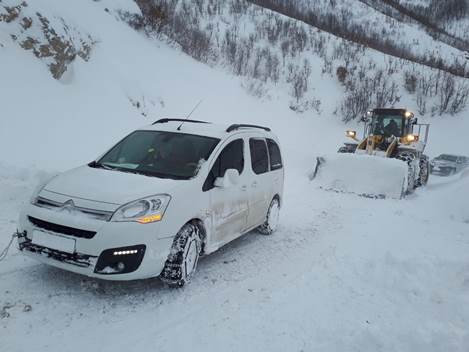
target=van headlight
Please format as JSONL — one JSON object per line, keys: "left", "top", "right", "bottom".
{"left": 111, "top": 195, "right": 171, "bottom": 224}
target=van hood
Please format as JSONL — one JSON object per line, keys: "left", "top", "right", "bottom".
{"left": 43, "top": 165, "right": 184, "bottom": 206}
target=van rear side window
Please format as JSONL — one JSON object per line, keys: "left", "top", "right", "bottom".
{"left": 249, "top": 139, "right": 269, "bottom": 175}
{"left": 267, "top": 139, "right": 282, "bottom": 171}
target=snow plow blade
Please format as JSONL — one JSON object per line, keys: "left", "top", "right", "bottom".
{"left": 310, "top": 154, "right": 408, "bottom": 199}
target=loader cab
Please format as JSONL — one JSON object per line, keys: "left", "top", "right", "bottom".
{"left": 344, "top": 108, "right": 429, "bottom": 155}
{"left": 369, "top": 109, "right": 411, "bottom": 138}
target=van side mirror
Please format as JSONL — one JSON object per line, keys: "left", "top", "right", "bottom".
{"left": 214, "top": 169, "right": 240, "bottom": 189}
{"left": 413, "top": 118, "right": 418, "bottom": 125}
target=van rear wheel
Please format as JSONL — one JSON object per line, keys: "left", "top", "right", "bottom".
{"left": 258, "top": 198, "right": 280, "bottom": 235}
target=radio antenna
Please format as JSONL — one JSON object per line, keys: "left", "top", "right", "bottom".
{"left": 177, "top": 100, "right": 203, "bottom": 131}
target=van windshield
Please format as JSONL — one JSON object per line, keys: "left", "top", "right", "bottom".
{"left": 92, "top": 131, "right": 220, "bottom": 180}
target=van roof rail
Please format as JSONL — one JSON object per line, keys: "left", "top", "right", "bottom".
{"left": 152, "top": 118, "right": 210, "bottom": 125}
{"left": 226, "top": 124, "right": 271, "bottom": 133}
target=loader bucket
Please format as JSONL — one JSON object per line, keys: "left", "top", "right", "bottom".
{"left": 310, "top": 154, "right": 409, "bottom": 199}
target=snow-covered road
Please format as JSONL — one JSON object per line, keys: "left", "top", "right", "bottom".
{"left": 1, "top": 167, "right": 468, "bottom": 352}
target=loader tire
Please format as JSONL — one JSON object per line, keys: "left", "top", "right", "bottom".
{"left": 416, "top": 156, "right": 429, "bottom": 187}
{"left": 396, "top": 151, "right": 417, "bottom": 194}
{"left": 338, "top": 147, "right": 348, "bottom": 153}
{"left": 338, "top": 144, "right": 357, "bottom": 154}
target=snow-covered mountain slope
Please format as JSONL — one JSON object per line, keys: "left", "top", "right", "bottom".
{"left": 136, "top": 0, "right": 469, "bottom": 119}
{"left": 1, "top": 0, "right": 341, "bottom": 170}
{"left": 256, "top": 0, "right": 467, "bottom": 64}
{"left": 1, "top": 0, "right": 469, "bottom": 351}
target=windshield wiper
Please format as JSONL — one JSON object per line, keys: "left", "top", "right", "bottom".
{"left": 88, "top": 161, "right": 116, "bottom": 170}
{"left": 89, "top": 161, "right": 189, "bottom": 180}
{"left": 133, "top": 169, "right": 188, "bottom": 180}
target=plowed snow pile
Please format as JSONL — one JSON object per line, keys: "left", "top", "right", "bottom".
{"left": 314, "top": 154, "right": 408, "bottom": 199}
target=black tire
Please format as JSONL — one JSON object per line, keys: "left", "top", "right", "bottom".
{"left": 257, "top": 198, "right": 280, "bottom": 235}
{"left": 338, "top": 144, "right": 357, "bottom": 154}
{"left": 416, "top": 155, "right": 430, "bottom": 187}
{"left": 161, "top": 223, "right": 202, "bottom": 288}
{"left": 396, "top": 151, "right": 417, "bottom": 194}
{"left": 338, "top": 146, "right": 348, "bottom": 153}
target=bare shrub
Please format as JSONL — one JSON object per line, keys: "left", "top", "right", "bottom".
{"left": 404, "top": 71, "right": 417, "bottom": 94}
{"left": 336, "top": 66, "right": 348, "bottom": 84}
{"left": 340, "top": 68, "right": 401, "bottom": 122}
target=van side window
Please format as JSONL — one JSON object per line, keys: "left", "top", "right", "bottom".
{"left": 203, "top": 139, "right": 244, "bottom": 191}
{"left": 249, "top": 138, "right": 269, "bottom": 175}
{"left": 267, "top": 139, "right": 282, "bottom": 171}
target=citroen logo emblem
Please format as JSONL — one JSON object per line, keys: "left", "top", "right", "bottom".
{"left": 62, "top": 200, "right": 75, "bottom": 213}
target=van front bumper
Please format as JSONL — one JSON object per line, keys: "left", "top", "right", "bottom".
{"left": 17, "top": 204, "right": 174, "bottom": 281}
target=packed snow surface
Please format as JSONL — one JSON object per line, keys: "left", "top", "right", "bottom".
{"left": 1, "top": 0, "right": 469, "bottom": 351}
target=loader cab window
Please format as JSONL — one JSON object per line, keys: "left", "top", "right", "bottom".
{"left": 203, "top": 139, "right": 244, "bottom": 191}
{"left": 372, "top": 115, "right": 404, "bottom": 137}
{"left": 249, "top": 138, "right": 269, "bottom": 175}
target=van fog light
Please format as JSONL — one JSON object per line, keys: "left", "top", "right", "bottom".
{"left": 113, "top": 250, "right": 138, "bottom": 256}
{"left": 95, "top": 245, "right": 146, "bottom": 275}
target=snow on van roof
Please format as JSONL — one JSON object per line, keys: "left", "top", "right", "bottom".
{"left": 140, "top": 119, "right": 273, "bottom": 138}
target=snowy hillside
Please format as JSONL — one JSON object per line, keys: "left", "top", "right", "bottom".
{"left": 133, "top": 0, "right": 469, "bottom": 119}
{"left": 1, "top": 0, "right": 469, "bottom": 351}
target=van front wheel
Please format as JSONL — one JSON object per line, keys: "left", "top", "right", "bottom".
{"left": 161, "top": 223, "right": 201, "bottom": 288}
{"left": 257, "top": 198, "right": 280, "bottom": 235}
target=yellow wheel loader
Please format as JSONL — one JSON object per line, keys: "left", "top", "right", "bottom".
{"left": 313, "top": 109, "right": 430, "bottom": 199}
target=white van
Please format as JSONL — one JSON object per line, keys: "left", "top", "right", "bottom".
{"left": 17, "top": 119, "right": 284, "bottom": 286}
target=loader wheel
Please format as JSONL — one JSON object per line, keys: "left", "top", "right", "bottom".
{"left": 396, "top": 151, "right": 417, "bottom": 194}
{"left": 416, "top": 156, "right": 429, "bottom": 187}
{"left": 338, "top": 144, "right": 357, "bottom": 154}
{"left": 161, "top": 223, "right": 202, "bottom": 288}
{"left": 338, "top": 147, "right": 348, "bottom": 153}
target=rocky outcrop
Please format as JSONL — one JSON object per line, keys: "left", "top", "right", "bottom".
{"left": 1, "top": 1, "right": 95, "bottom": 79}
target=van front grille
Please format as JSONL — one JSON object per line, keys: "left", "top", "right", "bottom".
{"left": 28, "top": 216, "right": 97, "bottom": 239}
{"left": 34, "top": 197, "right": 113, "bottom": 221}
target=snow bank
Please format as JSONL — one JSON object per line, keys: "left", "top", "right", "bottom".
{"left": 429, "top": 171, "right": 469, "bottom": 225}
{"left": 313, "top": 154, "right": 408, "bottom": 199}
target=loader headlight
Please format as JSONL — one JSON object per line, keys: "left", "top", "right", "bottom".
{"left": 404, "top": 111, "right": 414, "bottom": 119}
{"left": 405, "top": 134, "right": 419, "bottom": 143}
{"left": 111, "top": 194, "right": 171, "bottom": 224}
{"left": 346, "top": 130, "right": 357, "bottom": 138}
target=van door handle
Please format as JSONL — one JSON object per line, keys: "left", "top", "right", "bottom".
{"left": 241, "top": 185, "right": 247, "bottom": 191}
{"left": 252, "top": 181, "right": 258, "bottom": 188}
